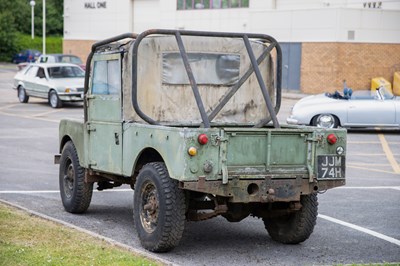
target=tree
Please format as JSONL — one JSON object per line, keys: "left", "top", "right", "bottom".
{"left": 0, "top": 0, "right": 63, "bottom": 61}
{"left": 0, "top": 9, "right": 19, "bottom": 61}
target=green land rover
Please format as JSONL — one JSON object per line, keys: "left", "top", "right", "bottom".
{"left": 55, "top": 29, "right": 346, "bottom": 252}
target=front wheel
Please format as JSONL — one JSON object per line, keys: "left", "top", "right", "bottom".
{"left": 59, "top": 141, "right": 93, "bottom": 213}
{"left": 133, "top": 162, "right": 186, "bottom": 252}
{"left": 263, "top": 194, "right": 318, "bottom": 244}
{"left": 49, "top": 90, "right": 62, "bottom": 108}
{"left": 311, "top": 114, "right": 339, "bottom": 128}
{"left": 18, "top": 86, "right": 29, "bottom": 103}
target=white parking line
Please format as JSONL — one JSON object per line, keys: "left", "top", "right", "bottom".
{"left": 334, "top": 186, "right": 400, "bottom": 190}
{"left": 0, "top": 189, "right": 133, "bottom": 194}
{"left": 2, "top": 187, "right": 398, "bottom": 194}
{"left": 318, "top": 214, "right": 400, "bottom": 247}
{"left": 1, "top": 190, "right": 399, "bottom": 247}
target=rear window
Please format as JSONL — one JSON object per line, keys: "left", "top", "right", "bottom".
{"left": 60, "top": 56, "right": 83, "bottom": 64}
{"left": 162, "top": 53, "right": 240, "bottom": 85}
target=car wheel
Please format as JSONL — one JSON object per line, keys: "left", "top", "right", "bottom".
{"left": 49, "top": 90, "right": 62, "bottom": 108}
{"left": 133, "top": 162, "right": 186, "bottom": 252}
{"left": 59, "top": 141, "right": 93, "bottom": 213}
{"left": 18, "top": 86, "right": 29, "bottom": 103}
{"left": 263, "top": 194, "right": 318, "bottom": 244}
{"left": 312, "top": 114, "right": 339, "bottom": 128}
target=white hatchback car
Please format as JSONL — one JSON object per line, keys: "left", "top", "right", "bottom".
{"left": 13, "top": 63, "right": 85, "bottom": 108}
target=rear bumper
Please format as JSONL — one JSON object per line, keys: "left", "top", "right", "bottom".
{"left": 180, "top": 176, "right": 345, "bottom": 203}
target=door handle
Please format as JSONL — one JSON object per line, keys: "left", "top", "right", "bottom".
{"left": 114, "top": 132, "right": 120, "bottom": 145}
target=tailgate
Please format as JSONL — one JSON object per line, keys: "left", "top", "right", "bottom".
{"left": 222, "top": 127, "right": 346, "bottom": 180}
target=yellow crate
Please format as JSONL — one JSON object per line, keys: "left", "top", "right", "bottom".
{"left": 371, "top": 77, "right": 392, "bottom": 93}
{"left": 393, "top": 72, "right": 400, "bottom": 96}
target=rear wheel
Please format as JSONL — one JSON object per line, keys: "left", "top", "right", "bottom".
{"left": 49, "top": 90, "right": 62, "bottom": 108}
{"left": 18, "top": 86, "right": 29, "bottom": 103}
{"left": 59, "top": 141, "right": 93, "bottom": 213}
{"left": 133, "top": 162, "right": 186, "bottom": 252}
{"left": 312, "top": 114, "right": 339, "bottom": 128}
{"left": 263, "top": 194, "right": 318, "bottom": 244}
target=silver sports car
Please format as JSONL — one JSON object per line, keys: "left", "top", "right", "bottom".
{"left": 13, "top": 63, "right": 85, "bottom": 108}
{"left": 287, "top": 87, "right": 400, "bottom": 129}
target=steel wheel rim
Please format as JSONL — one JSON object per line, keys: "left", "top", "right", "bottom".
{"left": 63, "top": 157, "right": 75, "bottom": 199}
{"left": 18, "top": 88, "right": 25, "bottom": 102}
{"left": 316, "top": 114, "right": 335, "bottom": 128}
{"left": 50, "top": 92, "right": 58, "bottom": 107}
{"left": 140, "top": 181, "right": 159, "bottom": 233}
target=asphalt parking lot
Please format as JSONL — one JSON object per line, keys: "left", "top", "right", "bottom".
{"left": 0, "top": 63, "right": 399, "bottom": 265}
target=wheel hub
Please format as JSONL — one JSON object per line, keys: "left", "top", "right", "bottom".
{"left": 140, "top": 183, "right": 159, "bottom": 233}
{"left": 317, "top": 115, "right": 334, "bottom": 128}
{"left": 63, "top": 159, "right": 75, "bottom": 198}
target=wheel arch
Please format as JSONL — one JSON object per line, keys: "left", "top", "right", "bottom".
{"left": 58, "top": 119, "right": 86, "bottom": 167}
{"left": 59, "top": 135, "right": 72, "bottom": 153}
{"left": 48, "top": 88, "right": 57, "bottom": 97}
{"left": 17, "top": 83, "right": 27, "bottom": 94}
{"left": 310, "top": 113, "right": 342, "bottom": 127}
{"left": 131, "top": 147, "right": 164, "bottom": 181}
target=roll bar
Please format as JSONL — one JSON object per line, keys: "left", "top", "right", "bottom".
{"left": 85, "top": 29, "right": 282, "bottom": 128}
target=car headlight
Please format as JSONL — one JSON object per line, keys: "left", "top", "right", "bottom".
{"left": 65, "top": 88, "right": 77, "bottom": 93}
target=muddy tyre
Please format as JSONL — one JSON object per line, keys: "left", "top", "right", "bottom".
{"left": 263, "top": 194, "right": 318, "bottom": 244}
{"left": 133, "top": 162, "right": 186, "bottom": 252}
{"left": 59, "top": 141, "right": 93, "bottom": 213}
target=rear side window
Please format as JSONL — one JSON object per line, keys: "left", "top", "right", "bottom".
{"left": 26, "top": 66, "right": 39, "bottom": 77}
{"left": 92, "top": 60, "right": 120, "bottom": 95}
{"left": 39, "top": 56, "right": 48, "bottom": 63}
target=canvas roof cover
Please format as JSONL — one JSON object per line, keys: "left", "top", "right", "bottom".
{"left": 122, "top": 35, "right": 276, "bottom": 126}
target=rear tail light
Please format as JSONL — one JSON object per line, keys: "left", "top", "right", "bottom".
{"left": 327, "top": 133, "right": 337, "bottom": 145}
{"left": 198, "top": 134, "right": 208, "bottom": 145}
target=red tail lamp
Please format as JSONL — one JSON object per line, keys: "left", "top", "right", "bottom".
{"left": 198, "top": 134, "right": 209, "bottom": 145}
{"left": 327, "top": 133, "right": 337, "bottom": 145}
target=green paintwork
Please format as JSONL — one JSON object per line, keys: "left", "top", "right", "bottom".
{"left": 57, "top": 33, "right": 347, "bottom": 204}
{"left": 58, "top": 119, "right": 85, "bottom": 166}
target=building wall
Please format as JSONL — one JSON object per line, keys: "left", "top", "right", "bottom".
{"left": 63, "top": 0, "right": 400, "bottom": 93}
{"left": 301, "top": 42, "right": 400, "bottom": 93}
{"left": 63, "top": 39, "right": 96, "bottom": 64}
{"left": 63, "top": 0, "right": 132, "bottom": 40}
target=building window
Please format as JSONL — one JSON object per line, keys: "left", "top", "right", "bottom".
{"left": 177, "top": 0, "right": 249, "bottom": 10}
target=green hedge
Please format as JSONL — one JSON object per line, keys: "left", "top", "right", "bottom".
{"left": 15, "top": 33, "right": 62, "bottom": 54}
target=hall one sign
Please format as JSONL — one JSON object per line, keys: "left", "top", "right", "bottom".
{"left": 84, "top": 1, "right": 107, "bottom": 9}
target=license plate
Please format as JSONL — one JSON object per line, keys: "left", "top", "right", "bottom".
{"left": 317, "top": 155, "right": 345, "bottom": 179}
